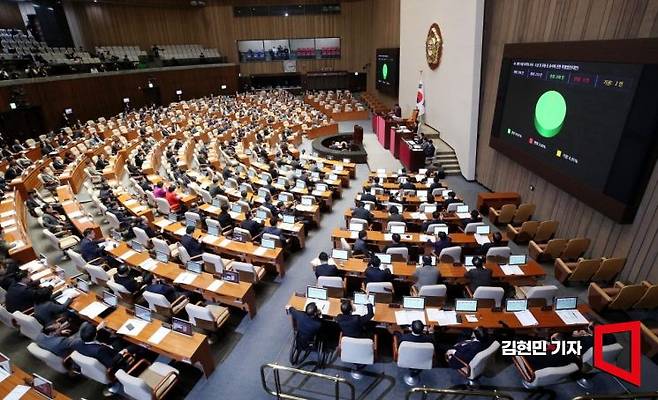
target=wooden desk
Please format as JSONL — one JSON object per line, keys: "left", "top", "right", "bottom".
{"left": 58, "top": 157, "right": 88, "bottom": 194}
{"left": 1, "top": 190, "right": 37, "bottom": 263}
{"left": 305, "top": 123, "right": 339, "bottom": 139}
{"left": 10, "top": 159, "right": 51, "bottom": 198}
{"left": 158, "top": 220, "right": 286, "bottom": 277}
{"left": 287, "top": 295, "right": 591, "bottom": 330}
{"left": 70, "top": 291, "right": 216, "bottom": 376}
{"left": 0, "top": 365, "right": 69, "bottom": 399}
{"left": 56, "top": 185, "right": 103, "bottom": 238}
{"left": 107, "top": 242, "right": 257, "bottom": 318}
{"left": 331, "top": 229, "right": 508, "bottom": 249}
{"left": 399, "top": 139, "right": 425, "bottom": 172}
{"left": 476, "top": 192, "right": 521, "bottom": 213}
{"left": 334, "top": 258, "right": 545, "bottom": 285}
{"left": 344, "top": 208, "right": 462, "bottom": 229}
{"left": 117, "top": 193, "right": 154, "bottom": 222}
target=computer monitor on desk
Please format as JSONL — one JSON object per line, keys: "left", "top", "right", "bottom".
{"left": 455, "top": 298, "right": 478, "bottom": 312}
{"left": 505, "top": 299, "right": 528, "bottom": 312}
{"left": 332, "top": 249, "right": 349, "bottom": 260}
{"left": 402, "top": 296, "right": 425, "bottom": 310}
{"left": 172, "top": 317, "right": 193, "bottom": 336}
{"left": 306, "top": 286, "right": 328, "bottom": 301}
{"left": 555, "top": 297, "right": 578, "bottom": 310}
{"left": 476, "top": 225, "right": 491, "bottom": 235}
{"left": 509, "top": 255, "right": 527, "bottom": 265}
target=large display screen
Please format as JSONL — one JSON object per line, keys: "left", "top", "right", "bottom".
{"left": 376, "top": 48, "right": 399, "bottom": 95}
{"left": 497, "top": 60, "right": 640, "bottom": 191}
{"left": 489, "top": 40, "right": 658, "bottom": 223}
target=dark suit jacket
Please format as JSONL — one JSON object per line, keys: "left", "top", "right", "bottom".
{"left": 336, "top": 304, "right": 374, "bottom": 338}
{"left": 145, "top": 283, "right": 176, "bottom": 302}
{"left": 388, "top": 214, "right": 404, "bottom": 222}
{"left": 353, "top": 238, "right": 369, "bottom": 255}
{"left": 115, "top": 275, "right": 139, "bottom": 294}
{"left": 396, "top": 332, "right": 433, "bottom": 345}
{"left": 218, "top": 212, "right": 234, "bottom": 228}
{"left": 36, "top": 333, "right": 81, "bottom": 357}
{"left": 181, "top": 234, "right": 203, "bottom": 257}
{"left": 401, "top": 182, "right": 415, "bottom": 190}
{"left": 289, "top": 307, "right": 322, "bottom": 345}
{"left": 465, "top": 268, "right": 494, "bottom": 292}
{"left": 263, "top": 226, "right": 283, "bottom": 239}
{"left": 5, "top": 282, "right": 36, "bottom": 313}
{"left": 360, "top": 193, "right": 377, "bottom": 203}
{"left": 80, "top": 238, "right": 104, "bottom": 261}
{"left": 433, "top": 238, "right": 453, "bottom": 255}
{"left": 421, "top": 219, "right": 442, "bottom": 233}
{"left": 72, "top": 341, "right": 119, "bottom": 369}
{"left": 365, "top": 266, "right": 393, "bottom": 285}
{"left": 241, "top": 220, "right": 263, "bottom": 238}
{"left": 352, "top": 207, "right": 372, "bottom": 222}
{"left": 315, "top": 263, "right": 340, "bottom": 278}
{"left": 448, "top": 339, "right": 486, "bottom": 369}
{"left": 34, "top": 301, "right": 68, "bottom": 325}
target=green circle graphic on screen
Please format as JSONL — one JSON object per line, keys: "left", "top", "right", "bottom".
{"left": 382, "top": 63, "right": 388, "bottom": 80}
{"left": 534, "top": 90, "right": 566, "bottom": 138}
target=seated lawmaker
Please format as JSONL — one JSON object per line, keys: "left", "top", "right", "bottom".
{"left": 180, "top": 225, "right": 203, "bottom": 257}
{"left": 240, "top": 212, "right": 263, "bottom": 238}
{"left": 336, "top": 299, "right": 374, "bottom": 338}
{"left": 395, "top": 320, "right": 433, "bottom": 345}
{"left": 413, "top": 255, "right": 441, "bottom": 291}
{"left": 113, "top": 265, "right": 141, "bottom": 294}
{"left": 364, "top": 256, "right": 393, "bottom": 285}
{"left": 80, "top": 228, "right": 105, "bottom": 262}
{"left": 152, "top": 181, "right": 166, "bottom": 198}
{"left": 384, "top": 233, "right": 405, "bottom": 252}
{"left": 446, "top": 328, "right": 492, "bottom": 370}
{"left": 353, "top": 230, "right": 370, "bottom": 256}
{"left": 143, "top": 273, "right": 177, "bottom": 303}
{"left": 479, "top": 231, "right": 503, "bottom": 256}
{"left": 421, "top": 210, "right": 443, "bottom": 233}
{"left": 286, "top": 302, "right": 323, "bottom": 348}
{"left": 217, "top": 203, "right": 234, "bottom": 229}
{"left": 464, "top": 256, "right": 493, "bottom": 293}
{"left": 165, "top": 185, "right": 183, "bottom": 213}
{"left": 5, "top": 270, "right": 38, "bottom": 313}
{"left": 352, "top": 201, "right": 373, "bottom": 224}
{"left": 433, "top": 231, "right": 452, "bottom": 256}
{"left": 35, "top": 325, "right": 81, "bottom": 358}
{"left": 443, "top": 191, "right": 459, "bottom": 209}
{"left": 315, "top": 252, "right": 340, "bottom": 278}
{"left": 388, "top": 206, "right": 404, "bottom": 222}
{"left": 34, "top": 287, "right": 72, "bottom": 326}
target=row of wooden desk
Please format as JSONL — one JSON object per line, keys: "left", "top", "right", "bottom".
{"left": 331, "top": 228, "right": 509, "bottom": 249}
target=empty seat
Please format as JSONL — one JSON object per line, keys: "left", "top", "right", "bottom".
{"left": 528, "top": 238, "right": 567, "bottom": 262}
{"left": 488, "top": 204, "right": 516, "bottom": 225}
{"left": 633, "top": 281, "right": 658, "bottom": 309}
{"left": 365, "top": 282, "right": 394, "bottom": 303}
{"left": 395, "top": 341, "right": 434, "bottom": 386}
{"left": 438, "top": 246, "right": 461, "bottom": 263}
{"left": 554, "top": 258, "right": 601, "bottom": 284}
{"left": 340, "top": 336, "right": 375, "bottom": 380}
{"left": 115, "top": 361, "right": 179, "bottom": 400}
{"left": 588, "top": 282, "right": 647, "bottom": 312}
{"left": 591, "top": 257, "right": 626, "bottom": 283}
{"left": 470, "top": 286, "right": 505, "bottom": 308}
{"left": 506, "top": 221, "right": 539, "bottom": 244}
{"left": 515, "top": 285, "right": 558, "bottom": 307}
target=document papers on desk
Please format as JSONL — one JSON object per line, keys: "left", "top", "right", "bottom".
{"left": 202, "top": 235, "right": 219, "bottom": 245}
{"left": 514, "top": 310, "right": 539, "bottom": 326}
{"left": 474, "top": 234, "right": 490, "bottom": 245}
{"left": 119, "top": 249, "right": 137, "bottom": 261}
{"left": 154, "top": 219, "right": 173, "bottom": 228}
{"left": 80, "top": 301, "right": 108, "bottom": 319}
{"left": 139, "top": 258, "right": 158, "bottom": 271}
{"left": 4, "top": 385, "right": 30, "bottom": 400}
{"left": 395, "top": 310, "right": 426, "bottom": 326}
{"left": 456, "top": 212, "right": 471, "bottom": 219}
{"left": 426, "top": 309, "right": 458, "bottom": 326}
{"left": 556, "top": 309, "right": 588, "bottom": 325}
{"left": 174, "top": 272, "right": 197, "bottom": 285}
{"left": 148, "top": 326, "right": 171, "bottom": 345}
{"left": 500, "top": 264, "right": 524, "bottom": 275}
{"left": 305, "top": 299, "right": 330, "bottom": 315}
{"left": 219, "top": 238, "right": 232, "bottom": 247}
{"left": 0, "top": 367, "right": 10, "bottom": 383}
{"left": 175, "top": 227, "right": 187, "bottom": 236}
{"left": 207, "top": 280, "right": 224, "bottom": 292}
{"left": 118, "top": 318, "right": 149, "bottom": 337}
{"left": 253, "top": 247, "right": 268, "bottom": 256}
{"left": 279, "top": 223, "right": 296, "bottom": 231}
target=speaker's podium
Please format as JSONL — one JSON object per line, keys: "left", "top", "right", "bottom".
{"left": 352, "top": 124, "right": 363, "bottom": 145}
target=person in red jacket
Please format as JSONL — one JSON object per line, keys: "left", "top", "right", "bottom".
{"left": 165, "top": 186, "right": 182, "bottom": 213}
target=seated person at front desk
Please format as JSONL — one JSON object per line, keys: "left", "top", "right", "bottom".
{"left": 5, "top": 269, "right": 38, "bottom": 313}
{"left": 465, "top": 256, "right": 494, "bottom": 293}
{"left": 422, "top": 210, "right": 444, "bottom": 233}
{"left": 387, "top": 103, "right": 403, "bottom": 122}
{"left": 113, "top": 265, "right": 142, "bottom": 295}
{"left": 388, "top": 206, "right": 404, "bottom": 222}
{"left": 446, "top": 328, "right": 493, "bottom": 371}
{"left": 479, "top": 231, "right": 504, "bottom": 256}
{"left": 217, "top": 203, "right": 234, "bottom": 230}
{"left": 384, "top": 233, "right": 405, "bottom": 252}
{"left": 359, "top": 188, "right": 377, "bottom": 204}
{"left": 241, "top": 212, "right": 264, "bottom": 238}
{"left": 352, "top": 201, "right": 373, "bottom": 223}
{"left": 80, "top": 228, "right": 110, "bottom": 263}
{"left": 463, "top": 210, "right": 482, "bottom": 225}
{"left": 315, "top": 252, "right": 340, "bottom": 278}
{"left": 336, "top": 299, "right": 374, "bottom": 339}
{"left": 166, "top": 186, "right": 185, "bottom": 213}
{"left": 365, "top": 256, "right": 393, "bottom": 285}
{"left": 180, "top": 225, "right": 203, "bottom": 257}
{"left": 353, "top": 230, "right": 370, "bottom": 256}
{"left": 394, "top": 320, "right": 433, "bottom": 345}
{"left": 143, "top": 272, "right": 178, "bottom": 303}
{"left": 35, "top": 323, "right": 82, "bottom": 358}
{"left": 442, "top": 191, "right": 459, "bottom": 209}
{"left": 34, "top": 286, "right": 73, "bottom": 326}
{"left": 286, "top": 302, "right": 323, "bottom": 348}
{"left": 413, "top": 255, "right": 441, "bottom": 291}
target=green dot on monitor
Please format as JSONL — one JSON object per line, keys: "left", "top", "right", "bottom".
{"left": 382, "top": 63, "right": 388, "bottom": 80}
{"left": 534, "top": 90, "right": 566, "bottom": 138}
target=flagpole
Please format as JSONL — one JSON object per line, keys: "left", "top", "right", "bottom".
{"left": 418, "top": 70, "right": 424, "bottom": 133}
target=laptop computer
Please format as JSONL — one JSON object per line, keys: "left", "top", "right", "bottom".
{"left": 222, "top": 270, "right": 240, "bottom": 283}
{"left": 32, "top": 373, "right": 54, "bottom": 399}
{"left": 167, "top": 213, "right": 178, "bottom": 222}
{"left": 402, "top": 296, "right": 425, "bottom": 310}
{"left": 185, "top": 216, "right": 197, "bottom": 227}
{"left": 311, "top": 171, "right": 320, "bottom": 179}
{"left": 295, "top": 180, "right": 305, "bottom": 189}
{"left": 422, "top": 205, "right": 437, "bottom": 213}
{"left": 457, "top": 205, "right": 469, "bottom": 213}
{"left": 98, "top": 291, "right": 118, "bottom": 318}
{"left": 316, "top": 183, "right": 327, "bottom": 192}
{"left": 230, "top": 204, "right": 243, "bottom": 214}
{"left": 186, "top": 261, "right": 203, "bottom": 274}
{"left": 375, "top": 253, "right": 392, "bottom": 264}
{"left": 301, "top": 197, "right": 313, "bottom": 206}
{"left": 76, "top": 277, "right": 90, "bottom": 293}
{"left": 390, "top": 224, "right": 406, "bottom": 234}
{"left": 134, "top": 304, "right": 152, "bottom": 322}
{"left": 283, "top": 214, "right": 295, "bottom": 224}
{"left": 277, "top": 177, "right": 287, "bottom": 186}
{"left": 0, "top": 352, "right": 11, "bottom": 373}
{"left": 349, "top": 222, "right": 364, "bottom": 232}
{"left": 554, "top": 297, "right": 578, "bottom": 310}
{"left": 509, "top": 254, "right": 527, "bottom": 265}
{"left": 328, "top": 174, "right": 338, "bottom": 181}
{"left": 212, "top": 197, "right": 222, "bottom": 207}
{"left": 258, "top": 188, "right": 269, "bottom": 198}
{"left": 129, "top": 240, "right": 144, "bottom": 252}
{"left": 476, "top": 225, "right": 491, "bottom": 235}
{"left": 455, "top": 298, "right": 478, "bottom": 312}
{"left": 207, "top": 224, "right": 219, "bottom": 236}
{"left": 464, "top": 256, "right": 475, "bottom": 267}
{"left": 261, "top": 238, "right": 276, "bottom": 249}
{"left": 172, "top": 317, "right": 193, "bottom": 336}
{"left": 331, "top": 249, "right": 349, "bottom": 260}
{"left": 505, "top": 299, "right": 528, "bottom": 312}
{"left": 433, "top": 225, "right": 449, "bottom": 235}
{"left": 305, "top": 286, "right": 330, "bottom": 314}
{"left": 255, "top": 209, "right": 268, "bottom": 220}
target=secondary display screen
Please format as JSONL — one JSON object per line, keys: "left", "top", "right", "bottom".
{"left": 497, "top": 59, "right": 640, "bottom": 191}
{"left": 490, "top": 40, "right": 658, "bottom": 223}
{"left": 376, "top": 48, "right": 399, "bottom": 95}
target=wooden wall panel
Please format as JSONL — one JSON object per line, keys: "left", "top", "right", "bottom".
{"left": 65, "top": 0, "right": 400, "bottom": 93}
{"left": 0, "top": 64, "right": 239, "bottom": 134}
{"left": 477, "top": 0, "right": 658, "bottom": 282}
{"left": 0, "top": 0, "right": 24, "bottom": 30}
